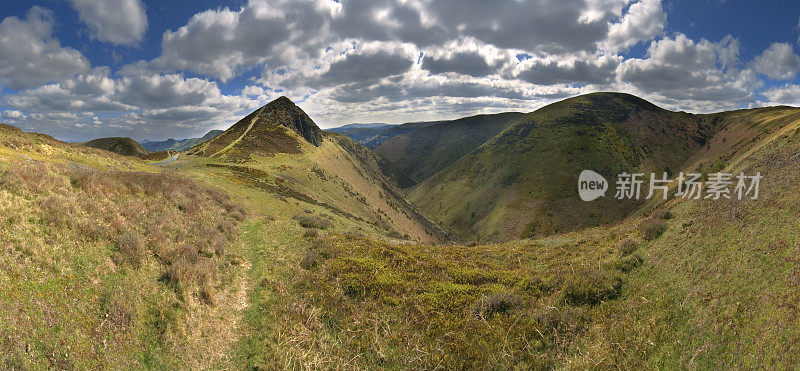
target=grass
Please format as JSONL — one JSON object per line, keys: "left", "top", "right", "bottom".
{"left": 375, "top": 112, "right": 524, "bottom": 182}
{"left": 639, "top": 218, "right": 668, "bottom": 240}
{"left": 229, "top": 223, "right": 651, "bottom": 369}
{"left": 0, "top": 126, "right": 247, "bottom": 368}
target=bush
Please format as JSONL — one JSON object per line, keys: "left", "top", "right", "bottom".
{"left": 300, "top": 249, "right": 323, "bottom": 270}
{"left": 303, "top": 229, "right": 319, "bottom": 238}
{"left": 472, "top": 291, "right": 520, "bottom": 318}
{"left": 652, "top": 209, "right": 673, "bottom": 220}
{"left": 612, "top": 254, "right": 643, "bottom": 272}
{"left": 293, "top": 214, "right": 333, "bottom": 229}
{"left": 115, "top": 230, "right": 147, "bottom": 269}
{"left": 618, "top": 238, "right": 638, "bottom": 256}
{"left": 639, "top": 218, "right": 668, "bottom": 240}
{"left": 563, "top": 268, "right": 622, "bottom": 306}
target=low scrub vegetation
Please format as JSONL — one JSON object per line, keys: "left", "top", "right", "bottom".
{"left": 639, "top": 218, "right": 668, "bottom": 240}
{"left": 292, "top": 213, "right": 333, "bottom": 229}
{"left": 238, "top": 228, "right": 646, "bottom": 369}
{"left": 0, "top": 158, "right": 245, "bottom": 368}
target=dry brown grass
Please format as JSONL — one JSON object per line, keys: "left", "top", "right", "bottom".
{"left": 0, "top": 157, "right": 247, "bottom": 367}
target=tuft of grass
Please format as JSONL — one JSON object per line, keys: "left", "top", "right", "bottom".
{"left": 618, "top": 238, "right": 638, "bottom": 256}
{"left": 114, "top": 230, "right": 147, "bottom": 269}
{"left": 472, "top": 291, "right": 520, "bottom": 319}
{"left": 292, "top": 213, "right": 333, "bottom": 229}
{"left": 639, "top": 218, "right": 668, "bottom": 240}
{"left": 611, "top": 253, "right": 643, "bottom": 272}
{"left": 652, "top": 209, "right": 673, "bottom": 220}
{"left": 563, "top": 268, "right": 623, "bottom": 306}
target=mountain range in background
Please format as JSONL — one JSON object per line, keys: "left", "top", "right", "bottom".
{"left": 325, "top": 120, "right": 441, "bottom": 148}
{"left": 140, "top": 129, "right": 223, "bottom": 152}
{"left": 325, "top": 123, "right": 391, "bottom": 133}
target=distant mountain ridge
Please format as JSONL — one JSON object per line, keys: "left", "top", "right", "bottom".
{"left": 141, "top": 130, "right": 223, "bottom": 152}
{"left": 326, "top": 123, "right": 391, "bottom": 133}
{"left": 329, "top": 121, "right": 442, "bottom": 148}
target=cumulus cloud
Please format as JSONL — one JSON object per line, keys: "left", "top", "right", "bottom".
{"left": 70, "top": 0, "right": 148, "bottom": 46}
{"left": 617, "top": 34, "right": 761, "bottom": 111}
{"left": 513, "top": 53, "right": 620, "bottom": 85}
{"left": 1, "top": 0, "right": 794, "bottom": 140}
{"left": 752, "top": 43, "right": 800, "bottom": 80}
{"left": 2, "top": 69, "right": 261, "bottom": 140}
{"left": 422, "top": 52, "right": 493, "bottom": 77}
{"left": 761, "top": 84, "right": 800, "bottom": 106}
{"left": 0, "top": 7, "right": 90, "bottom": 90}
{"left": 2, "top": 110, "right": 24, "bottom": 119}
{"left": 601, "top": 0, "right": 665, "bottom": 51}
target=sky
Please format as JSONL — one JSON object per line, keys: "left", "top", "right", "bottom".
{"left": 1, "top": 0, "right": 800, "bottom": 142}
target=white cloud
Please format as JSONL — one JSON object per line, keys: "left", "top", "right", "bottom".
{"left": 2, "top": 0, "right": 794, "bottom": 139}
{"left": 0, "top": 7, "right": 90, "bottom": 90}
{"left": 616, "top": 34, "right": 761, "bottom": 111}
{"left": 601, "top": 0, "right": 666, "bottom": 51}
{"left": 2, "top": 110, "right": 24, "bottom": 119}
{"left": 2, "top": 69, "right": 262, "bottom": 141}
{"left": 70, "top": 0, "right": 148, "bottom": 46}
{"left": 762, "top": 84, "right": 800, "bottom": 106}
{"left": 752, "top": 42, "right": 800, "bottom": 80}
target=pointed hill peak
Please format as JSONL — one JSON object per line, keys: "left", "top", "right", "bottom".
{"left": 188, "top": 96, "right": 324, "bottom": 159}
{"left": 252, "top": 96, "right": 323, "bottom": 146}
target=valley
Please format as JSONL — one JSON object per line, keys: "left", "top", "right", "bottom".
{"left": 3, "top": 93, "right": 800, "bottom": 368}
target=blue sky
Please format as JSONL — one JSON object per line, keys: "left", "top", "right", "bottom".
{"left": 1, "top": 0, "right": 799, "bottom": 141}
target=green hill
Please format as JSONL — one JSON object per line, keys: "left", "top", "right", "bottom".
{"left": 374, "top": 112, "right": 524, "bottom": 183}
{"left": 187, "top": 96, "right": 448, "bottom": 243}
{"left": 408, "top": 92, "right": 723, "bottom": 242}
{"left": 79, "top": 137, "right": 149, "bottom": 158}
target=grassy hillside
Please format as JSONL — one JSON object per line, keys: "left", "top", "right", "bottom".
{"left": 189, "top": 96, "right": 323, "bottom": 160}
{"left": 409, "top": 92, "right": 718, "bottom": 242}
{"left": 224, "top": 98, "right": 800, "bottom": 368}
{"left": 375, "top": 112, "right": 523, "bottom": 183}
{"left": 187, "top": 96, "right": 448, "bottom": 243}
{"left": 566, "top": 105, "right": 800, "bottom": 367}
{"left": 0, "top": 125, "right": 247, "bottom": 368}
{"left": 79, "top": 137, "right": 149, "bottom": 158}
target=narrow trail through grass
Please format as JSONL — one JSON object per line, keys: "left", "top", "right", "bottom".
{"left": 212, "top": 111, "right": 260, "bottom": 158}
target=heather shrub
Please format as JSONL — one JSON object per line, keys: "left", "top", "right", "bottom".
{"left": 563, "top": 268, "right": 622, "bottom": 306}
{"left": 472, "top": 291, "right": 520, "bottom": 318}
{"left": 639, "top": 218, "right": 668, "bottom": 240}
{"left": 652, "top": 209, "right": 673, "bottom": 220}
{"left": 293, "top": 213, "right": 333, "bottom": 229}
{"left": 618, "top": 238, "right": 638, "bottom": 256}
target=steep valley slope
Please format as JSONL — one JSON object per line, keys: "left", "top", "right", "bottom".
{"left": 374, "top": 112, "right": 524, "bottom": 183}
